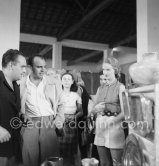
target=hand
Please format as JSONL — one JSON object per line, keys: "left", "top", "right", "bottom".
{"left": 57, "top": 102, "right": 65, "bottom": 110}
{"left": 55, "top": 122, "right": 63, "bottom": 129}
{"left": 0, "top": 126, "right": 11, "bottom": 143}
{"left": 55, "top": 127, "right": 65, "bottom": 137}
{"left": 20, "top": 114, "right": 32, "bottom": 126}
{"left": 94, "top": 102, "right": 105, "bottom": 113}
{"left": 66, "top": 114, "right": 76, "bottom": 121}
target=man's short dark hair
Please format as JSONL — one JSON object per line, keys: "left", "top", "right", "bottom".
{"left": 27, "top": 54, "right": 45, "bottom": 67}
{"left": 2, "top": 49, "right": 23, "bottom": 68}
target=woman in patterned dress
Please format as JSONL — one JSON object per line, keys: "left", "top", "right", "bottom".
{"left": 57, "top": 72, "right": 83, "bottom": 166}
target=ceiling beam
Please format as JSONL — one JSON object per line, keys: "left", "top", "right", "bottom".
{"left": 57, "top": 0, "right": 115, "bottom": 41}
{"left": 62, "top": 39, "right": 108, "bottom": 51}
{"left": 74, "top": 0, "right": 85, "bottom": 11}
{"left": 39, "top": 46, "right": 52, "bottom": 56}
{"left": 112, "top": 34, "right": 136, "bottom": 48}
{"left": 20, "top": 33, "right": 56, "bottom": 45}
{"left": 85, "top": 0, "right": 96, "bottom": 12}
{"left": 67, "top": 50, "right": 101, "bottom": 65}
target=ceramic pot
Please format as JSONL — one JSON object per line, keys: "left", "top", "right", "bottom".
{"left": 41, "top": 157, "right": 63, "bottom": 166}
{"left": 129, "top": 52, "right": 159, "bottom": 85}
{"left": 81, "top": 158, "right": 99, "bottom": 166}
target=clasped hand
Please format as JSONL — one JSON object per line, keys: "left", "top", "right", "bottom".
{"left": 94, "top": 102, "right": 105, "bottom": 113}
{"left": 0, "top": 126, "right": 11, "bottom": 143}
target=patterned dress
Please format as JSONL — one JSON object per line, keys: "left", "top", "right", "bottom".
{"left": 58, "top": 91, "right": 81, "bottom": 166}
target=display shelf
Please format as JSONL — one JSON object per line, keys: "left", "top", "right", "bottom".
{"left": 128, "top": 83, "right": 159, "bottom": 166}
{"left": 129, "top": 84, "right": 155, "bottom": 93}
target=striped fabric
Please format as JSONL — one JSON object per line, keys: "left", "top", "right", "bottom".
{"left": 58, "top": 116, "right": 79, "bottom": 166}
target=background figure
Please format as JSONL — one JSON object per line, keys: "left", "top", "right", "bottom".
{"left": 20, "top": 55, "right": 64, "bottom": 166}
{"left": 99, "top": 74, "right": 107, "bottom": 86}
{"left": 71, "top": 69, "right": 85, "bottom": 87}
{"left": 90, "top": 73, "right": 107, "bottom": 112}
{"left": 57, "top": 68, "right": 66, "bottom": 79}
{"left": 70, "top": 69, "right": 91, "bottom": 159}
{"left": 86, "top": 72, "right": 108, "bottom": 161}
{"left": 91, "top": 57, "right": 125, "bottom": 166}
{"left": 0, "top": 49, "right": 26, "bottom": 166}
{"left": 46, "top": 67, "right": 62, "bottom": 98}
{"left": 58, "top": 72, "right": 83, "bottom": 166}
{"left": 46, "top": 67, "right": 57, "bottom": 76}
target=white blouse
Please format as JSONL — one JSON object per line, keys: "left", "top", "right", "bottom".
{"left": 58, "top": 91, "right": 82, "bottom": 114}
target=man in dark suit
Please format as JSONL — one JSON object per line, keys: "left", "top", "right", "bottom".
{"left": 0, "top": 49, "right": 26, "bottom": 166}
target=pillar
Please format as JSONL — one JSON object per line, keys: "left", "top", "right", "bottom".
{"left": 137, "top": 0, "right": 159, "bottom": 61}
{"left": 103, "top": 48, "right": 110, "bottom": 62}
{"left": 0, "top": 0, "right": 21, "bottom": 69}
{"left": 52, "top": 42, "right": 62, "bottom": 69}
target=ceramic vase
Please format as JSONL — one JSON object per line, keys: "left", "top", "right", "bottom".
{"left": 129, "top": 52, "right": 159, "bottom": 85}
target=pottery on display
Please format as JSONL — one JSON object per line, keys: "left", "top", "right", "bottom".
{"left": 81, "top": 158, "right": 99, "bottom": 166}
{"left": 41, "top": 157, "right": 63, "bottom": 166}
{"left": 129, "top": 52, "right": 159, "bottom": 85}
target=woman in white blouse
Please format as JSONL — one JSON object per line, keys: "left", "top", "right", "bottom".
{"left": 58, "top": 72, "right": 83, "bottom": 166}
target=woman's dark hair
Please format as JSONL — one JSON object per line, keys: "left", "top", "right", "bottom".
{"left": 2, "top": 49, "right": 24, "bottom": 68}
{"left": 115, "top": 73, "right": 120, "bottom": 80}
{"left": 61, "top": 72, "right": 78, "bottom": 92}
{"left": 99, "top": 70, "right": 103, "bottom": 76}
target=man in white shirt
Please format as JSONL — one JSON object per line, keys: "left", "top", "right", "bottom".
{"left": 20, "top": 55, "right": 64, "bottom": 166}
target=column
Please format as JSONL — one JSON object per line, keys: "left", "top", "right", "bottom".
{"left": 0, "top": 0, "right": 21, "bottom": 69}
{"left": 103, "top": 48, "right": 110, "bottom": 62}
{"left": 52, "top": 42, "right": 62, "bottom": 69}
{"left": 137, "top": 0, "right": 159, "bottom": 61}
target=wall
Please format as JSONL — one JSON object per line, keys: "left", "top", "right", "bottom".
{"left": 46, "top": 59, "right": 103, "bottom": 72}
{"left": 137, "top": 0, "right": 159, "bottom": 61}
{"left": 113, "top": 46, "right": 137, "bottom": 88}
{"left": 113, "top": 46, "right": 137, "bottom": 65}
{"left": 46, "top": 46, "right": 137, "bottom": 73}
{"left": 46, "top": 46, "right": 137, "bottom": 92}
{"left": 0, "top": 0, "right": 21, "bottom": 69}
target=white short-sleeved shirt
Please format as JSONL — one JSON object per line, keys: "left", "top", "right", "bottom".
{"left": 25, "top": 76, "right": 54, "bottom": 117}
{"left": 59, "top": 91, "right": 82, "bottom": 114}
